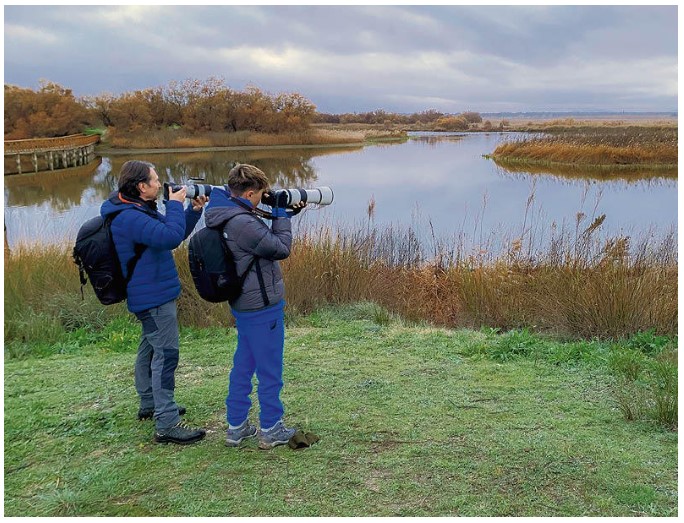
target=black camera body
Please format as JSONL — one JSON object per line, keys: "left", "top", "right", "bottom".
{"left": 163, "top": 182, "right": 213, "bottom": 201}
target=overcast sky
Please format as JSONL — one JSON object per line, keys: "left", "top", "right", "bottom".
{"left": 4, "top": 5, "right": 678, "bottom": 114}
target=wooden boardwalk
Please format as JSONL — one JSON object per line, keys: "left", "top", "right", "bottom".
{"left": 4, "top": 134, "right": 100, "bottom": 174}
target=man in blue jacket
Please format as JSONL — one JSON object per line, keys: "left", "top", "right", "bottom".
{"left": 101, "top": 160, "right": 207, "bottom": 445}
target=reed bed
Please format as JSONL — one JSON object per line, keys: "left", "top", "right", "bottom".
{"left": 491, "top": 126, "right": 677, "bottom": 169}
{"left": 283, "top": 220, "right": 677, "bottom": 339}
{"left": 5, "top": 215, "right": 677, "bottom": 345}
{"left": 4, "top": 244, "right": 127, "bottom": 344}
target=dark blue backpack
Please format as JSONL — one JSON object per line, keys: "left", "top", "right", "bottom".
{"left": 188, "top": 215, "right": 256, "bottom": 303}
{"left": 73, "top": 213, "right": 146, "bottom": 305}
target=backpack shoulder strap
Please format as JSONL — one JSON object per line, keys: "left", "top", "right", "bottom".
{"left": 108, "top": 208, "right": 150, "bottom": 281}
{"left": 210, "top": 212, "right": 265, "bottom": 302}
{"left": 211, "top": 211, "right": 256, "bottom": 264}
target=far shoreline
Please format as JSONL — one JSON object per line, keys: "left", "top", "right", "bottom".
{"left": 95, "top": 141, "right": 368, "bottom": 155}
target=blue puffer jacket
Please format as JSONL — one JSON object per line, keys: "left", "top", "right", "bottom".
{"left": 100, "top": 191, "right": 202, "bottom": 313}
{"left": 204, "top": 188, "right": 291, "bottom": 312}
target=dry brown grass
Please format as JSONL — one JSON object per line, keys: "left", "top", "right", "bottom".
{"left": 276, "top": 221, "right": 678, "bottom": 339}
{"left": 491, "top": 126, "right": 677, "bottom": 169}
{"left": 104, "top": 127, "right": 404, "bottom": 150}
{"left": 5, "top": 217, "right": 677, "bottom": 342}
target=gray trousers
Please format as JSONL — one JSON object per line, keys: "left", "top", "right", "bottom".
{"left": 134, "top": 300, "right": 182, "bottom": 430}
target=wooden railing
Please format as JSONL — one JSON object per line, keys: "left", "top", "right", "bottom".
{"left": 4, "top": 134, "right": 100, "bottom": 175}
{"left": 4, "top": 134, "right": 100, "bottom": 154}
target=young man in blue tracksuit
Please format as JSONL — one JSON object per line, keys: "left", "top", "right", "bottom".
{"left": 204, "top": 163, "right": 304, "bottom": 449}
{"left": 100, "top": 160, "right": 207, "bottom": 445}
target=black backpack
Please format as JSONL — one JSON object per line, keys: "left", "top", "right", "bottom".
{"left": 188, "top": 215, "right": 256, "bottom": 303}
{"left": 73, "top": 213, "right": 147, "bottom": 305}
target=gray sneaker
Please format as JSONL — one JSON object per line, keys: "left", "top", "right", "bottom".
{"left": 225, "top": 420, "right": 257, "bottom": 447}
{"left": 258, "top": 420, "right": 296, "bottom": 450}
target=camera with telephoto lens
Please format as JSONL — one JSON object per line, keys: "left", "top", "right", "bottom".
{"left": 163, "top": 182, "right": 213, "bottom": 201}
{"left": 261, "top": 187, "right": 334, "bottom": 207}
{"left": 163, "top": 182, "right": 334, "bottom": 208}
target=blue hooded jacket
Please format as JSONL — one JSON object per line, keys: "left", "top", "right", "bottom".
{"left": 100, "top": 191, "right": 202, "bottom": 313}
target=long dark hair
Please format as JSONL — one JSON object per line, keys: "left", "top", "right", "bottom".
{"left": 118, "top": 160, "right": 155, "bottom": 199}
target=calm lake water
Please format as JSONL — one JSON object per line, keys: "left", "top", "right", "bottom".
{"left": 4, "top": 132, "right": 678, "bottom": 252}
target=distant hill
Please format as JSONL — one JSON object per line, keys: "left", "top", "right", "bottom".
{"left": 481, "top": 111, "right": 677, "bottom": 119}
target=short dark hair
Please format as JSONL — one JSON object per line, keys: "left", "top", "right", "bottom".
{"left": 118, "top": 160, "right": 155, "bottom": 198}
{"left": 227, "top": 164, "right": 269, "bottom": 195}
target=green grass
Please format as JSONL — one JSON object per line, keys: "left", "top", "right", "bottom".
{"left": 4, "top": 304, "right": 677, "bottom": 516}
{"left": 83, "top": 127, "right": 106, "bottom": 136}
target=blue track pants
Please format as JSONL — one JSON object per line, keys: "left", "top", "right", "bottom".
{"left": 227, "top": 300, "right": 285, "bottom": 428}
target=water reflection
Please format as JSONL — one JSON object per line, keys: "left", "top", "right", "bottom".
{"left": 5, "top": 158, "right": 105, "bottom": 210}
{"left": 492, "top": 158, "right": 678, "bottom": 185}
{"left": 3, "top": 133, "right": 677, "bottom": 248}
{"left": 107, "top": 146, "right": 360, "bottom": 189}
{"left": 3, "top": 147, "right": 361, "bottom": 210}
{"left": 408, "top": 132, "right": 466, "bottom": 146}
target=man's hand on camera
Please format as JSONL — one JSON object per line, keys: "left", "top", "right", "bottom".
{"left": 289, "top": 202, "right": 307, "bottom": 216}
{"left": 168, "top": 186, "right": 187, "bottom": 202}
{"left": 192, "top": 195, "right": 208, "bottom": 211}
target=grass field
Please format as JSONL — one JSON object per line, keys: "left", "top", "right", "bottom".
{"left": 4, "top": 304, "right": 677, "bottom": 516}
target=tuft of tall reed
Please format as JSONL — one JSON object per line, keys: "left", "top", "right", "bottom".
{"left": 281, "top": 224, "right": 676, "bottom": 338}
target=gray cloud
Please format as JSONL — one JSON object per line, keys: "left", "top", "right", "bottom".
{"left": 4, "top": 5, "right": 677, "bottom": 113}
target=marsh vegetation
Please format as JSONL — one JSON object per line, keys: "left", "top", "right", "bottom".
{"left": 490, "top": 125, "right": 677, "bottom": 172}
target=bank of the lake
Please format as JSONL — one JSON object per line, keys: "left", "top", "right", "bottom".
{"left": 101, "top": 126, "right": 407, "bottom": 151}
{"left": 93, "top": 122, "right": 680, "bottom": 185}
{"left": 4, "top": 304, "right": 677, "bottom": 516}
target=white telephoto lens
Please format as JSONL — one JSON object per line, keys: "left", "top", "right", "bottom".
{"left": 304, "top": 187, "right": 334, "bottom": 205}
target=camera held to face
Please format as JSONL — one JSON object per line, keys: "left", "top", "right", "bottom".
{"left": 163, "top": 182, "right": 213, "bottom": 201}
{"left": 163, "top": 182, "right": 333, "bottom": 208}
{"left": 260, "top": 187, "right": 334, "bottom": 207}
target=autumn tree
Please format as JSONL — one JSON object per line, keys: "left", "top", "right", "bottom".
{"left": 434, "top": 116, "right": 470, "bottom": 131}
{"left": 107, "top": 91, "right": 154, "bottom": 131}
{"left": 82, "top": 93, "right": 115, "bottom": 127}
{"left": 408, "top": 109, "right": 445, "bottom": 124}
{"left": 271, "top": 92, "right": 316, "bottom": 132}
{"left": 4, "top": 81, "right": 92, "bottom": 139}
{"left": 181, "top": 77, "right": 231, "bottom": 131}
{"left": 460, "top": 111, "right": 483, "bottom": 124}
